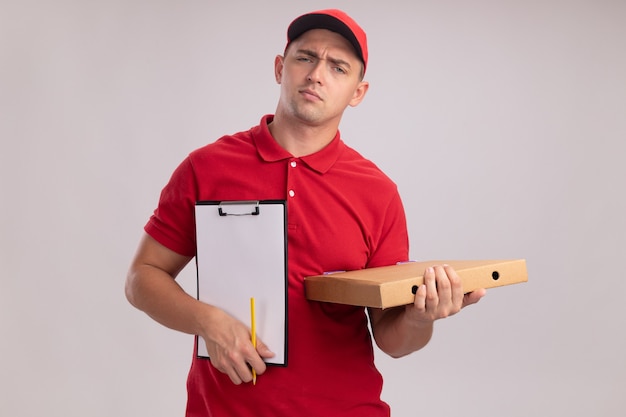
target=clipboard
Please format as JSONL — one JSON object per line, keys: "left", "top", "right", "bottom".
{"left": 194, "top": 200, "right": 288, "bottom": 365}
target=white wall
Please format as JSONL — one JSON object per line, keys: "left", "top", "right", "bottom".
{"left": 1, "top": 1, "right": 624, "bottom": 416}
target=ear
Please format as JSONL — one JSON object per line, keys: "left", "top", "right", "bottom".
{"left": 349, "top": 81, "right": 369, "bottom": 107}
{"left": 274, "top": 55, "right": 284, "bottom": 84}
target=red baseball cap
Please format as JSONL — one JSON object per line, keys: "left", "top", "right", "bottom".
{"left": 286, "top": 9, "right": 368, "bottom": 74}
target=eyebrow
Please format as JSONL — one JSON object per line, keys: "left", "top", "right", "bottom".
{"left": 296, "top": 49, "right": 352, "bottom": 70}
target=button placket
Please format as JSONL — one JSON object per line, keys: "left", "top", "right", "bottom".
{"left": 287, "top": 159, "right": 298, "bottom": 198}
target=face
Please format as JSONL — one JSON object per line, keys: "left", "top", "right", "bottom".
{"left": 274, "top": 29, "right": 369, "bottom": 127}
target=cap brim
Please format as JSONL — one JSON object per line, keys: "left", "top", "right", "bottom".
{"left": 287, "top": 13, "right": 364, "bottom": 66}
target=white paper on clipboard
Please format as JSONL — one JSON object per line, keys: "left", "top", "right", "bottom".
{"left": 194, "top": 200, "right": 287, "bottom": 366}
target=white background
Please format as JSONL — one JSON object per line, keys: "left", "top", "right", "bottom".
{"left": 1, "top": 1, "right": 624, "bottom": 416}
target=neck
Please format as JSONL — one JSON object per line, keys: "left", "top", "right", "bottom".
{"left": 268, "top": 112, "right": 339, "bottom": 157}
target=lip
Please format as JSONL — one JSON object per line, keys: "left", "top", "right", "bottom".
{"left": 300, "top": 88, "right": 322, "bottom": 101}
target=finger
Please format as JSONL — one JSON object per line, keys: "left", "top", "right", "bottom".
{"left": 443, "top": 264, "right": 464, "bottom": 310}
{"left": 211, "top": 358, "right": 243, "bottom": 385}
{"left": 424, "top": 266, "right": 439, "bottom": 311}
{"left": 433, "top": 265, "right": 452, "bottom": 309}
{"left": 246, "top": 340, "right": 269, "bottom": 377}
{"left": 234, "top": 354, "right": 256, "bottom": 383}
{"left": 211, "top": 348, "right": 248, "bottom": 385}
{"left": 412, "top": 281, "right": 427, "bottom": 312}
{"left": 223, "top": 364, "right": 244, "bottom": 385}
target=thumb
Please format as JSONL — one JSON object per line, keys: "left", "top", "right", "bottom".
{"left": 463, "top": 288, "right": 487, "bottom": 307}
{"left": 255, "top": 338, "right": 276, "bottom": 359}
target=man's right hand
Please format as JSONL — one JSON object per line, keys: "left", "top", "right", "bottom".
{"left": 199, "top": 306, "right": 275, "bottom": 384}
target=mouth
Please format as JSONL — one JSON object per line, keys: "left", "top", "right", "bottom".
{"left": 300, "top": 88, "right": 322, "bottom": 101}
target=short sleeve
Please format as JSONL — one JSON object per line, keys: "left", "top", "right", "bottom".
{"left": 366, "top": 190, "right": 410, "bottom": 268}
{"left": 144, "top": 157, "right": 198, "bottom": 257}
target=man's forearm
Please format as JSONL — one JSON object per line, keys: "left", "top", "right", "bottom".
{"left": 370, "top": 307, "right": 434, "bottom": 358}
{"left": 125, "top": 265, "right": 214, "bottom": 337}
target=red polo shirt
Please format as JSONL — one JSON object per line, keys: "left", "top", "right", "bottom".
{"left": 145, "top": 115, "right": 409, "bottom": 417}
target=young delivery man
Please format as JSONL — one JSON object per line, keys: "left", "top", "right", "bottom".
{"left": 125, "top": 9, "right": 485, "bottom": 417}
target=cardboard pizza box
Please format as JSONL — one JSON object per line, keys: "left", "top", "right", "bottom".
{"left": 304, "top": 259, "right": 527, "bottom": 309}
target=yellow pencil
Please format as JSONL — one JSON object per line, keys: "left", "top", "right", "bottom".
{"left": 250, "top": 297, "right": 257, "bottom": 385}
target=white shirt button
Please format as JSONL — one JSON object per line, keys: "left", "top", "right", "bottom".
{"left": 289, "top": 190, "right": 295, "bottom": 198}
{"left": 290, "top": 161, "right": 297, "bottom": 168}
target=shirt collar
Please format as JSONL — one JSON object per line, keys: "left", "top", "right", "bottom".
{"left": 253, "top": 114, "right": 343, "bottom": 174}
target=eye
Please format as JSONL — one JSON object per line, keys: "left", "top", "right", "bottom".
{"left": 296, "top": 56, "right": 313, "bottom": 63}
{"left": 333, "top": 66, "right": 347, "bottom": 74}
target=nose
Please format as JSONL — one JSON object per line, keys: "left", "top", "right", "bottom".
{"left": 306, "top": 61, "right": 324, "bottom": 85}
